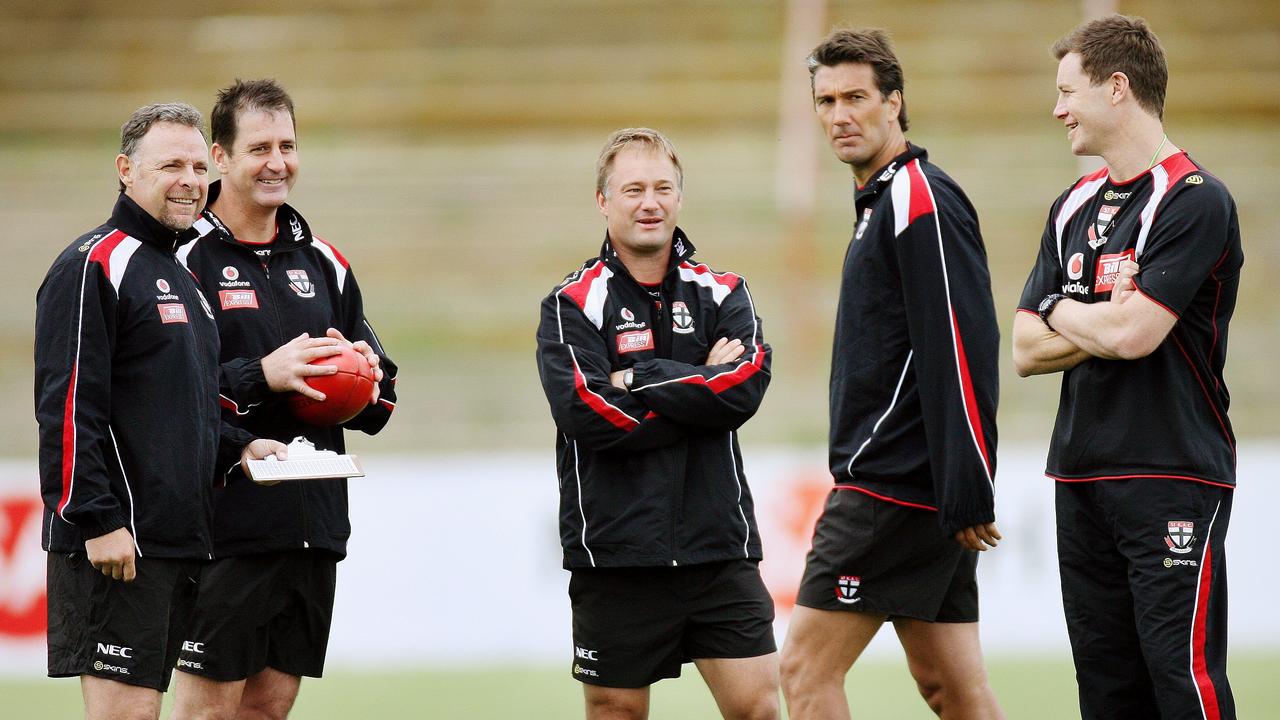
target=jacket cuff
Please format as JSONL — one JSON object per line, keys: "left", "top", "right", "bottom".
{"left": 80, "top": 510, "right": 128, "bottom": 541}
{"left": 223, "top": 357, "right": 272, "bottom": 406}
{"left": 939, "top": 506, "right": 996, "bottom": 537}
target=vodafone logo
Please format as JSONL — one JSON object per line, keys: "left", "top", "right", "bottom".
{"left": 0, "top": 495, "right": 47, "bottom": 638}
{"left": 1066, "top": 252, "right": 1085, "bottom": 280}
{"left": 156, "top": 279, "right": 170, "bottom": 293}
{"left": 222, "top": 266, "right": 239, "bottom": 281}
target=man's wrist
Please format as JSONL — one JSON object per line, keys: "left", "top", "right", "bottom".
{"left": 1038, "top": 293, "right": 1068, "bottom": 332}
{"left": 623, "top": 368, "right": 634, "bottom": 389}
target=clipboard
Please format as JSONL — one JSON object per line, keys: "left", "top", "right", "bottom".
{"left": 245, "top": 436, "right": 365, "bottom": 483}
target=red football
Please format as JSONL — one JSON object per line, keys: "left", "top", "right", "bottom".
{"left": 287, "top": 346, "right": 377, "bottom": 426}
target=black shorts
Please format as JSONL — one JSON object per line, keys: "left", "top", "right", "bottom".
{"left": 177, "top": 549, "right": 338, "bottom": 681}
{"left": 46, "top": 552, "right": 202, "bottom": 691}
{"left": 796, "top": 487, "right": 978, "bottom": 622}
{"left": 568, "top": 559, "right": 776, "bottom": 688}
{"left": 1056, "top": 478, "right": 1234, "bottom": 720}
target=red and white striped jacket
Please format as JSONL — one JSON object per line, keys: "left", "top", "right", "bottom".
{"left": 35, "top": 194, "right": 254, "bottom": 558}
{"left": 536, "top": 230, "right": 772, "bottom": 568}
{"left": 828, "top": 144, "right": 1000, "bottom": 535}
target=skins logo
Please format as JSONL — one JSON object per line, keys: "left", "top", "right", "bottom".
{"left": 286, "top": 269, "right": 316, "bottom": 298}
{"left": 836, "top": 575, "right": 862, "bottom": 605}
{"left": 671, "top": 301, "right": 694, "bottom": 334}
{"left": 1094, "top": 249, "right": 1135, "bottom": 293}
{"left": 219, "top": 289, "right": 259, "bottom": 310}
{"left": 616, "top": 330, "right": 654, "bottom": 354}
{"left": 157, "top": 303, "right": 189, "bottom": 324}
{"left": 1165, "top": 521, "right": 1196, "bottom": 554}
{"left": 0, "top": 496, "right": 47, "bottom": 638}
{"left": 1066, "top": 252, "right": 1085, "bottom": 280}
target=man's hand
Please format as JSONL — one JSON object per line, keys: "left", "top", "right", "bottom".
{"left": 325, "top": 328, "right": 384, "bottom": 404}
{"left": 1109, "top": 259, "right": 1140, "bottom": 304}
{"left": 706, "top": 337, "right": 745, "bottom": 366}
{"left": 85, "top": 527, "right": 137, "bottom": 583}
{"left": 261, "top": 333, "right": 344, "bottom": 401}
{"left": 609, "top": 369, "right": 629, "bottom": 390}
{"left": 241, "top": 438, "right": 289, "bottom": 465}
{"left": 241, "top": 438, "right": 290, "bottom": 486}
{"left": 954, "top": 522, "right": 1002, "bottom": 551}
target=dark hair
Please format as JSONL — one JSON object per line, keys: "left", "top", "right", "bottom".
{"left": 1052, "top": 14, "right": 1167, "bottom": 120}
{"left": 118, "top": 102, "right": 204, "bottom": 191}
{"left": 210, "top": 78, "right": 296, "bottom": 150}
{"left": 807, "top": 28, "right": 908, "bottom": 132}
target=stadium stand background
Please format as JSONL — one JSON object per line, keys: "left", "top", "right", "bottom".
{"left": 1, "top": 0, "right": 1276, "bottom": 459}
{"left": 2, "top": 2, "right": 1278, "bottom": 716}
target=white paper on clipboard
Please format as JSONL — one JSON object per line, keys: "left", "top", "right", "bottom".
{"left": 246, "top": 436, "right": 365, "bottom": 483}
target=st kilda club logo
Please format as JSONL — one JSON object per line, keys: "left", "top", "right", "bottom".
{"left": 836, "top": 575, "right": 862, "bottom": 605}
{"left": 1164, "top": 521, "right": 1196, "bottom": 554}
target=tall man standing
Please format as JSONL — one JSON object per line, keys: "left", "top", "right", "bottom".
{"left": 779, "top": 29, "right": 1004, "bottom": 720}
{"left": 35, "top": 103, "right": 282, "bottom": 720}
{"left": 169, "top": 79, "right": 397, "bottom": 720}
{"left": 536, "top": 128, "right": 778, "bottom": 720}
{"left": 1014, "top": 15, "right": 1241, "bottom": 720}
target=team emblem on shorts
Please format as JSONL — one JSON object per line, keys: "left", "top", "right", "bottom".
{"left": 671, "top": 301, "right": 694, "bottom": 334}
{"left": 836, "top": 575, "right": 862, "bottom": 605}
{"left": 286, "top": 269, "right": 316, "bottom": 298}
{"left": 1165, "top": 521, "right": 1196, "bottom": 554}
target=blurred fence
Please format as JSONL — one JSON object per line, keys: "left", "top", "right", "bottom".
{"left": 3, "top": 444, "right": 1279, "bottom": 674}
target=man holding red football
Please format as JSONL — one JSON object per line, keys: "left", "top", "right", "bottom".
{"left": 169, "top": 79, "right": 397, "bottom": 720}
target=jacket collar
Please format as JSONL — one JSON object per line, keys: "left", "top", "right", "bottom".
{"left": 854, "top": 142, "right": 928, "bottom": 202}
{"left": 200, "top": 179, "right": 314, "bottom": 250}
{"left": 599, "top": 226, "right": 697, "bottom": 279}
{"left": 109, "top": 193, "right": 202, "bottom": 254}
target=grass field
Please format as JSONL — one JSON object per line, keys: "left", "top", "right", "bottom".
{"left": 4, "top": 654, "right": 1278, "bottom": 718}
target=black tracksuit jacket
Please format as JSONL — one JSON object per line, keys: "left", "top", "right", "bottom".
{"left": 536, "top": 230, "right": 771, "bottom": 569}
{"left": 177, "top": 181, "right": 397, "bottom": 558}
{"left": 35, "top": 194, "right": 255, "bottom": 558}
{"left": 828, "top": 145, "right": 1000, "bottom": 535}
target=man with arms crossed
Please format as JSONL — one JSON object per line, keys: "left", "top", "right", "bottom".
{"left": 780, "top": 29, "right": 1004, "bottom": 720}
{"left": 35, "top": 103, "right": 283, "bottom": 720}
{"left": 169, "top": 80, "right": 397, "bottom": 720}
{"left": 536, "top": 128, "right": 777, "bottom": 720}
{"left": 1013, "top": 16, "right": 1241, "bottom": 720}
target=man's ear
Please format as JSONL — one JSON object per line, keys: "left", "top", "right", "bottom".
{"left": 116, "top": 154, "right": 132, "bottom": 189}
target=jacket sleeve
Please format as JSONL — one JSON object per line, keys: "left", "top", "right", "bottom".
{"left": 893, "top": 172, "right": 999, "bottom": 535}
{"left": 537, "top": 291, "right": 685, "bottom": 452}
{"left": 628, "top": 280, "right": 771, "bottom": 430}
{"left": 215, "top": 419, "right": 258, "bottom": 486}
{"left": 218, "top": 357, "right": 274, "bottom": 418}
{"left": 336, "top": 266, "right": 397, "bottom": 435}
{"left": 34, "top": 255, "right": 125, "bottom": 540}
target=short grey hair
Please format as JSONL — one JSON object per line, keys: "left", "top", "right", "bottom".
{"left": 118, "top": 102, "right": 205, "bottom": 191}
{"left": 595, "top": 127, "right": 683, "bottom": 197}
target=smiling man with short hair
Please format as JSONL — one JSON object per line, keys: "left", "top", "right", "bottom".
{"left": 536, "top": 127, "right": 778, "bottom": 720}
